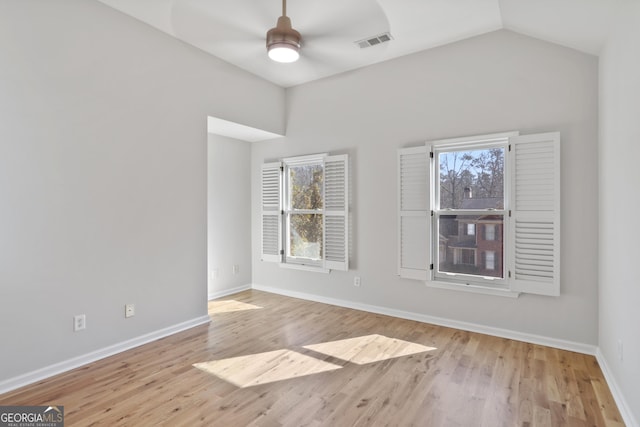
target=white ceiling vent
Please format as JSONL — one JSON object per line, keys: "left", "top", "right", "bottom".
{"left": 355, "top": 32, "right": 393, "bottom": 49}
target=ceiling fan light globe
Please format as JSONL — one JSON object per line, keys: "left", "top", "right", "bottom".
{"left": 268, "top": 44, "right": 300, "bottom": 63}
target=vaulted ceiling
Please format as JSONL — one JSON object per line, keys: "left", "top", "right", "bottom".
{"left": 98, "top": 0, "right": 621, "bottom": 88}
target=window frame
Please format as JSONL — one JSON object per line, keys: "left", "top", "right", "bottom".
{"left": 431, "top": 137, "right": 510, "bottom": 288}
{"left": 282, "top": 154, "right": 326, "bottom": 268}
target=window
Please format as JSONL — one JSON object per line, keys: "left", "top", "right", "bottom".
{"left": 485, "top": 251, "right": 495, "bottom": 270}
{"left": 286, "top": 160, "right": 324, "bottom": 264}
{"left": 261, "top": 153, "right": 349, "bottom": 271}
{"left": 398, "top": 132, "right": 560, "bottom": 296}
{"left": 455, "top": 248, "right": 476, "bottom": 265}
{"left": 435, "top": 143, "right": 505, "bottom": 282}
{"left": 465, "top": 223, "right": 476, "bottom": 236}
{"left": 485, "top": 224, "right": 496, "bottom": 241}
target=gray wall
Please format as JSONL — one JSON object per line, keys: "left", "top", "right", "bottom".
{"left": 208, "top": 134, "right": 252, "bottom": 297}
{"left": 252, "top": 30, "right": 600, "bottom": 346}
{"left": 599, "top": 2, "right": 640, "bottom": 423}
{"left": 0, "top": 0, "right": 283, "bottom": 381}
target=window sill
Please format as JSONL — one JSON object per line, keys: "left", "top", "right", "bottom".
{"left": 279, "top": 263, "right": 330, "bottom": 274}
{"left": 426, "top": 280, "right": 520, "bottom": 298}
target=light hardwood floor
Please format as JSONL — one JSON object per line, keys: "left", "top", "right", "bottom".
{"left": 0, "top": 290, "right": 624, "bottom": 426}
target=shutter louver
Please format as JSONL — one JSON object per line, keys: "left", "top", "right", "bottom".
{"left": 398, "top": 146, "right": 430, "bottom": 280}
{"left": 323, "top": 155, "right": 348, "bottom": 271}
{"left": 509, "top": 133, "right": 560, "bottom": 296}
{"left": 261, "top": 163, "right": 282, "bottom": 262}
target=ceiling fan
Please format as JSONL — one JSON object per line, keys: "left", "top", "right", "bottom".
{"left": 168, "top": 0, "right": 391, "bottom": 79}
{"left": 266, "top": 0, "right": 302, "bottom": 63}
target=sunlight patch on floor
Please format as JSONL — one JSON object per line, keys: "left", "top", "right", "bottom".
{"left": 193, "top": 349, "right": 342, "bottom": 388}
{"left": 208, "top": 299, "right": 262, "bottom": 314}
{"left": 194, "top": 334, "right": 435, "bottom": 388}
{"left": 303, "top": 334, "right": 436, "bottom": 365}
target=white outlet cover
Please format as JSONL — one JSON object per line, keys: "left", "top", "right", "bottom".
{"left": 74, "top": 314, "right": 86, "bottom": 331}
{"left": 125, "top": 304, "right": 135, "bottom": 318}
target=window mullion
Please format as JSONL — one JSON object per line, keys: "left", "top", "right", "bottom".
{"left": 288, "top": 209, "right": 324, "bottom": 214}
{"left": 436, "top": 209, "right": 507, "bottom": 215}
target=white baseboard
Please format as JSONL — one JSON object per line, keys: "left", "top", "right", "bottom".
{"left": 251, "top": 284, "right": 597, "bottom": 355}
{"left": 596, "top": 348, "right": 639, "bottom": 427}
{"left": 208, "top": 284, "right": 252, "bottom": 300}
{"left": 0, "top": 315, "right": 211, "bottom": 395}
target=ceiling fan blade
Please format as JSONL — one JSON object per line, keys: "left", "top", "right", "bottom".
{"left": 170, "top": 0, "right": 269, "bottom": 45}
{"left": 291, "top": 0, "right": 390, "bottom": 43}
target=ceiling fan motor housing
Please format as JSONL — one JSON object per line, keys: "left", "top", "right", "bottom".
{"left": 266, "top": 16, "right": 301, "bottom": 50}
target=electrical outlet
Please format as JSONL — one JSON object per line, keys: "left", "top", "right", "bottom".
{"left": 125, "top": 304, "right": 135, "bottom": 318}
{"left": 212, "top": 268, "right": 219, "bottom": 280}
{"left": 74, "top": 314, "right": 86, "bottom": 331}
{"left": 233, "top": 265, "right": 239, "bottom": 275}
{"left": 354, "top": 276, "right": 361, "bottom": 287}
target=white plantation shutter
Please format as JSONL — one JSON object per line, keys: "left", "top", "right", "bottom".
{"left": 261, "top": 162, "right": 282, "bottom": 263}
{"left": 323, "top": 155, "right": 349, "bottom": 271}
{"left": 398, "top": 146, "right": 431, "bottom": 280}
{"left": 509, "top": 132, "right": 560, "bottom": 296}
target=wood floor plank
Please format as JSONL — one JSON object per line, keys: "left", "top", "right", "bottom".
{"left": 0, "top": 290, "right": 625, "bottom": 426}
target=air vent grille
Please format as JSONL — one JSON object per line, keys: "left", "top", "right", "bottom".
{"left": 355, "top": 32, "right": 393, "bottom": 49}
